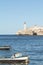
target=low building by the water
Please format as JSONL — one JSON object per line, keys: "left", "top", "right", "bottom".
{"left": 16, "top": 22, "right": 43, "bottom": 35}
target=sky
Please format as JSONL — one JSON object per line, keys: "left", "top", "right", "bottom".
{"left": 0, "top": 0, "right": 43, "bottom": 34}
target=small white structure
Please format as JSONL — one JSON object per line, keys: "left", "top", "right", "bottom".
{"left": 24, "top": 22, "right": 27, "bottom": 30}
{"left": 14, "top": 53, "right": 22, "bottom": 57}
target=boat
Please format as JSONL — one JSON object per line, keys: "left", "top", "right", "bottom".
{"left": 0, "top": 46, "right": 10, "bottom": 50}
{"left": 0, "top": 53, "right": 29, "bottom": 63}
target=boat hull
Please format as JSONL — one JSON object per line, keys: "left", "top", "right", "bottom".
{"left": 0, "top": 46, "right": 10, "bottom": 50}
{"left": 0, "top": 60, "right": 28, "bottom": 63}
{"left": 0, "top": 57, "right": 29, "bottom": 63}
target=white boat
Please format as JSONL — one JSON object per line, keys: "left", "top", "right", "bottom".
{"left": 0, "top": 53, "right": 29, "bottom": 63}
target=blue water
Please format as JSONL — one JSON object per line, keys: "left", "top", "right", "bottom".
{"left": 0, "top": 35, "right": 43, "bottom": 65}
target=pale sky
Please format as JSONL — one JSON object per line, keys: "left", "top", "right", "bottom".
{"left": 0, "top": 0, "right": 43, "bottom": 34}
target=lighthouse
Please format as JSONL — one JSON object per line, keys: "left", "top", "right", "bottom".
{"left": 24, "top": 22, "right": 27, "bottom": 30}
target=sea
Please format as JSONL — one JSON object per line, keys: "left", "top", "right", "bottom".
{"left": 0, "top": 35, "right": 43, "bottom": 65}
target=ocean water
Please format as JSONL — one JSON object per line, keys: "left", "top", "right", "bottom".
{"left": 0, "top": 35, "right": 43, "bottom": 65}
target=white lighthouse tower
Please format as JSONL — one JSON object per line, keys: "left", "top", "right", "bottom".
{"left": 24, "top": 22, "right": 27, "bottom": 30}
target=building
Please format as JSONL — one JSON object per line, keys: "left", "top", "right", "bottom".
{"left": 16, "top": 22, "right": 43, "bottom": 35}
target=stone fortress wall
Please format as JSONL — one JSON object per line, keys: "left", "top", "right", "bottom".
{"left": 16, "top": 22, "right": 43, "bottom": 35}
